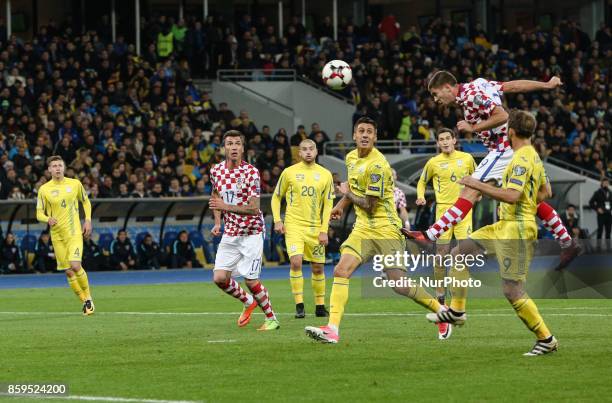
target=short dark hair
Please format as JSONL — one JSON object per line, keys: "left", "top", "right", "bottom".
{"left": 428, "top": 70, "right": 457, "bottom": 91}
{"left": 353, "top": 116, "right": 377, "bottom": 132}
{"left": 222, "top": 130, "right": 246, "bottom": 145}
{"left": 435, "top": 127, "right": 456, "bottom": 140}
{"left": 508, "top": 109, "right": 536, "bottom": 139}
{"left": 46, "top": 155, "right": 64, "bottom": 166}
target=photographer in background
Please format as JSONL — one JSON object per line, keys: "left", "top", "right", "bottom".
{"left": 589, "top": 178, "right": 611, "bottom": 244}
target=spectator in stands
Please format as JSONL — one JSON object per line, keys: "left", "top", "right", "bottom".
{"left": 170, "top": 230, "right": 200, "bottom": 268}
{"left": 33, "top": 231, "right": 55, "bottom": 273}
{"left": 590, "top": 178, "right": 612, "bottom": 241}
{"left": 1, "top": 233, "right": 24, "bottom": 274}
{"left": 110, "top": 230, "right": 137, "bottom": 271}
{"left": 138, "top": 234, "right": 162, "bottom": 270}
{"left": 83, "top": 238, "right": 105, "bottom": 272}
{"left": 561, "top": 204, "right": 583, "bottom": 239}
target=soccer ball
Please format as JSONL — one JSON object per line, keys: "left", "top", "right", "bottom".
{"left": 322, "top": 60, "right": 352, "bottom": 90}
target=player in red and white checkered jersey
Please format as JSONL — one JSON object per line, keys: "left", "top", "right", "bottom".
{"left": 209, "top": 130, "right": 279, "bottom": 331}
{"left": 392, "top": 169, "right": 410, "bottom": 229}
{"left": 406, "top": 71, "right": 580, "bottom": 270}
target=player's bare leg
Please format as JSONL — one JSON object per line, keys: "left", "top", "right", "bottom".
{"left": 406, "top": 186, "right": 480, "bottom": 242}
{"left": 213, "top": 269, "right": 257, "bottom": 327}
{"left": 245, "top": 278, "right": 280, "bottom": 330}
{"left": 311, "top": 262, "right": 329, "bottom": 317}
{"left": 67, "top": 261, "right": 94, "bottom": 316}
{"left": 503, "top": 278, "right": 558, "bottom": 356}
{"left": 289, "top": 255, "right": 306, "bottom": 318}
{"left": 305, "top": 254, "right": 360, "bottom": 344}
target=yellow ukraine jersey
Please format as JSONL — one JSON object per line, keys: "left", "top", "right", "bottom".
{"left": 499, "top": 145, "right": 546, "bottom": 221}
{"left": 271, "top": 161, "right": 334, "bottom": 230}
{"left": 37, "top": 177, "right": 91, "bottom": 240}
{"left": 469, "top": 145, "right": 546, "bottom": 280}
{"left": 346, "top": 147, "right": 401, "bottom": 230}
{"left": 417, "top": 150, "right": 476, "bottom": 205}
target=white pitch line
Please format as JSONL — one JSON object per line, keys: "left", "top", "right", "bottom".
{"left": 0, "top": 310, "right": 611, "bottom": 317}
{"left": 0, "top": 393, "right": 200, "bottom": 403}
{"left": 207, "top": 339, "right": 236, "bottom": 343}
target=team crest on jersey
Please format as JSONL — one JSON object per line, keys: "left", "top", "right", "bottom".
{"left": 513, "top": 165, "right": 527, "bottom": 176}
{"left": 296, "top": 174, "right": 305, "bottom": 181}
{"left": 314, "top": 173, "right": 320, "bottom": 181}
{"left": 236, "top": 177, "right": 243, "bottom": 186}
{"left": 370, "top": 174, "right": 381, "bottom": 183}
{"left": 457, "top": 160, "right": 463, "bottom": 167}
{"left": 51, "top": 190, "right": 59, "bottom": 197}
{"left": 65, "top": 186, "right": 72, "bottom": 193}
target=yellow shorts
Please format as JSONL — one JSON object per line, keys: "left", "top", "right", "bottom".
{"left": 285, "top": 225, "right": 326, "bottom": 263}
{"left": 51, "top": 236, "right": 83, "bottom": 270}
{"left": 436, "top": 204, "right": 472, "bottom": 243}
{"left": 340, "top": 225, "right": 405, "bottom": 267}
{"left": 470, "top": 220, "right": 537, "bottom": 281}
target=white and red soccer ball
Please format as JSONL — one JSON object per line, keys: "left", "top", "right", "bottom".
{"left": 322, "top": 60, "right": 352, "bottom": 90}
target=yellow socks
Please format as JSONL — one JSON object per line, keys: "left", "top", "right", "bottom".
{"left": 67, "top": 275, "right": 86, "bottom": 302}
{"left": 449, "top": 267, "right": 469, "bottom": 312}
{"left": 408, "top": 286, "right": 442, "bottom": 313}
{"left": 289, "top": 269, "right": 304, "bottom": 304}
{"left": 434, "top": 263, "right": 446, "bottom": 303}
{"left": 328, "top": 277, "right": 350, "bottom": 329}
{"left": 75, "top": 267, "right": 91, "bottom": 300}
{"left": 311, "top": 272, "right": 326, "bottom": 305}
{"left": 511, "top": 296, "right": 552, "bottom": 340}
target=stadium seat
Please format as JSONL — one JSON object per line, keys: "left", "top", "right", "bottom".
{"left": 189, "top": 230, "right": 204, "bottom": 248}
{"left": 98, "top": 233, "right": 114, "bottom": 253}
{"left": 135, "top": 232, "right": 149, "bottom": 247}
{"left": 162, "top": 231, "right": 178, "bottom": 250}
{"left": 20, "top": 234, "right": 37, "bottom": 253}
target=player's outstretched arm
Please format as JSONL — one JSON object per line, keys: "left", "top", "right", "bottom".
{"left": 502, "top": 77, "right": 562, "bottom": 93}
{"left": 459, "top": 176, "right": 521, "bottom": 204}
{"left": 459, "top": 105, "right": 509, "bottom": 134}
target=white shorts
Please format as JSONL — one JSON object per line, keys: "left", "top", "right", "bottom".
{"left": 471, "top": 149, "right": 514, "bottom": 184}
{"left": 214, "top": 233, "right": 264, "bottom": 280}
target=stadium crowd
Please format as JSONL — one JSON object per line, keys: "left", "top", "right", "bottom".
{"left": 0, "top": 12, "right": 609, "bottom": 271}
{"left": 0, "top": 14, "right": 610, "bottom": 201}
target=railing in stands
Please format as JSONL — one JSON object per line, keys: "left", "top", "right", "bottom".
{"left": 545, "top": 156, "right": 605, "bottom": 181}
{"left": 216, "top": 69, "right": 354, "bottom": 105}
{"left": 227, "top": 80, "right": 294, "bottom": 112}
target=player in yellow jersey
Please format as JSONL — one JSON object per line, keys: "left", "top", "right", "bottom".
{"left": 427, "top": 110, "right": 558, "bottom": 356}
{"left": 36, "top": 156, "right": 95, "bottom": 315}
{"left": 305, "top": 117, "right": 446, "bottom": 344}
{"left": 272, "top": 139, "right": 334, "bottom": 318}
{"left": 416, "top": 128, "right": 476, "bottom": 340}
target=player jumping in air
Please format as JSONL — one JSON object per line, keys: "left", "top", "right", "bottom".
{"left": 305, "top": 117, "right": 446, "bottom": 344}
{"left": 416, "top": 128, "right": 476, "bottom": 340}
{"left": 209, "top": 130, "right": 280, "bottom": 331}
{"left": 427, "top": 110, "right": 558, "bottom": 356}
{"left": 272, "top": 139, "right": 334, "bottom": 319}
{"left": 36, "top": 156, "right": 94, "bottom": 315}
{"left": 406, "top": 71, "right": 581, "bottom": 270}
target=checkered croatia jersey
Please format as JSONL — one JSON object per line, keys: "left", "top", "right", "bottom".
{"left": 456, "top": 78, "right": 511, "bottom": 152}
{"left": 394, "top": 186, "right": 407, "bottom": 210}
{"left": 210, "top": 160, "right": 264, "bottom": 236}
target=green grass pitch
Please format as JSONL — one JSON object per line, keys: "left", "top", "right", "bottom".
{"left": 1, "top": 279, "right": 611, "bottom": 402}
